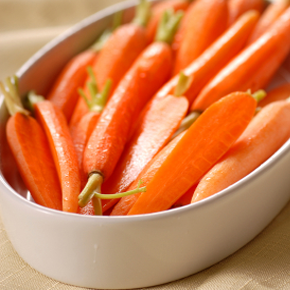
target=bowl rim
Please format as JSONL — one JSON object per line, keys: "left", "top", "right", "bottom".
{"left": 1, "top": 0, "right": 290, "bottom": 223}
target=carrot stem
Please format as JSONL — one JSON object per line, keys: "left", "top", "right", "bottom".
{"left": 26, "top": 91, "right": 45, "bottom": 113}
{"left": 171, "top": 110, "right": 200, "bottom": 139}
{"left": 78, "top": 173, "right": 103, "bottom": 207}
{"left": 174, "top": 71, "right": 193, "bottom": 97}
{"left": 78, "top": 67, "right": 112, "bottom": 113}
{"left": 155, "top": 9, "right": 183, "bottom": 44}
{"left": 132, "top": 0, "right": 151, "bottom": 27}
{"left": 0, "top": 80, "right": 30, "bottom": 116}
{"left": 252, "top": 89, "right": 267, "bottom": 103}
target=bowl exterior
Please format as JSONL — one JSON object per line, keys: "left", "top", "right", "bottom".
{"left": 1, "top": 0, "right": 290, "bottom": 289}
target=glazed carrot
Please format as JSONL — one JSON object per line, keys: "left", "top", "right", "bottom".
{"left": 34, "top": 100, "right": 81, "bottom": 213}
{"left": 133, "top": 8, "right": 259, "bottom": 123}
{"left": 69, "top": 0, "right": 150, "bottom": 132}
{"left": 101, "top": 74, "right": 189, "bottom": 212}
{"left": 1, "top": 78, "right": 62, "bottom": 210}
{"left": 192, "top": 7, "right": 290, "bottom": 112}
{"left": 146, "top": 0, "right": 189, "bottom": 43}
{"left": 173, "top": 0, "right": 228, "bottom": 75}
{"left": 259, "top": 83, "right": 290, "bottom": 107}
{"left": 228, "top": 0, "right": 264, "bottom": 26}
{"left": 79, "top": 11, "right": 182, "bottom": 215}
{"left": 128, "top": 92, "right": 257, "bottom": 215}
{"left": 110, "top": 131, "right": 187, "bottom": 216}
{"left": 192, "top": 99, "right": 290, "bottom": 203}
{"left": 47, "top": 50, "right": 97, "bottom": 122}
{"left": 247, "top": 0, "right": 290, "bottom": 44}
{"left": 46, "top": 12, "right": 121, "bottom": 122}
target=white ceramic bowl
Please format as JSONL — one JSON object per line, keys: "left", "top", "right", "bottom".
{"left": 1, "top": 1, "right": 290, "bottom": 289}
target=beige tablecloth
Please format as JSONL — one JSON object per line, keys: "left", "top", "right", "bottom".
{"left": 1, "top": 1, "right": 290, "bottom": 289}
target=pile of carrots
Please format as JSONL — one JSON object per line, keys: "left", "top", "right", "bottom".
{"left": 2, "top": 0, "right": 290, "bottom": 216}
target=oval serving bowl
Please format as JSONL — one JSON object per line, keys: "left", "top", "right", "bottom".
{"left": 1, "top": 1, "right": 290, "bottom": 289}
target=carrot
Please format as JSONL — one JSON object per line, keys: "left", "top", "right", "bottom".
{"left": 228, "top": 0, "right": 264, "bottom": 26}
{"left": 173, "top": 0, "right": 228, "bottom": 75}
{"left": 132, "top": 8, "right": 259, "bottom": 127}
{"left": 259, "top": 83, "right": 290, "bottom": 107}
{"left": 172, "top": 183, "right": 198, "bottom": 208}
{"left": 110, "top": 131, "right": 187, "bottom": 216}
{"left": 78, "top": 10, "right": 182, "bottom": 215}
{"left": 69, "top": 0, "right": 150, "bottom": 132}
{"left": 34, "top": 100, "right": 81, "bottom": 213}
{"left": 101, "top": 73, "right": 189, "bottom": 212}
{"left": 46, "top": 12, "right": 121, "bottom": 122}
{"left": 0, "top": 77, "right": 62, "bottom": 210}
{"left": 247, "top": 0, "right": 290, "bottom": 44}
{"left": 128, "top": 92, "right": 257, "bottom": 215}
{"left": 192, "top": 99, "right": 290, "bottom": 203}
{"left": 191, "top": 7, "right": 290, "bottom": 112}
{"left": 146, "top": 0, "right": 189, "bottom": 43}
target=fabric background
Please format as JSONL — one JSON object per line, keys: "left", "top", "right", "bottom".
{"left": 1, "top": 0, "right": 290, "bottom": 289}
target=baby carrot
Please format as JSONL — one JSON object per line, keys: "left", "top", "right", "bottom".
{"left": 146, "top": 0, "right": 189, "bottom": 43}
{"left": 128, "top": 92, "right": 257, "bottom": 215}
{"left": 173, "top": 0, "right": 228, "bottom": 75}
{"left": 102, "top": 73, "right": 189, "bottom": 210}
{"left": 192, "top": 7, "right": 290, "bottom": 112}
{"left": 259, "top": 83, "right": 290, "bottom": 107}
{"left": 110, "top": 131, "right": 187, "bottom": 216}
{"left": 1, "top": 78, "right": 62, "bottom": 210}
{"left": 138, "top": 9, "right": 259, "bottom": 114}
{"left": 69, "top": 0, "right": 150, "bottom": 131}
{"left": 192, "top": 99, "right": 290, "bottom": 203}
{"left": 46, "top": 12, "right": 121, "bottom": 122}
{"left": 247, "top": 0, "right": 290, "bottom": 44}
{"left": 79, "top": 10, "right": 182, "bottom": 214}
{"left": 34, "top": 100, "right": 81, "bottom": 213}
{"left": 228, "top": 0, "right": 264, "bottom": 26}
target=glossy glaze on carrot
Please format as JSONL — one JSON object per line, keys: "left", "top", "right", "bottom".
{"left": 192, "top": 99, "right": 290, "bottom": 203}
{"left": 192, "top": 7, "right": 290, "bottom": 112}
{"left": 173, "top": 0, "right": 228, "bottom": 75}
{"left": 34, "top": 101, "right": 81, "bottom": 213}
{"left": 128, "top": 92, "right": 257, "bottom": 215}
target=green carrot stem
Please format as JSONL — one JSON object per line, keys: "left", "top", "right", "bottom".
{"left": 112, "top": 10, "right": 123, "bottom": 31}
{"left": 25, "top": 90, "right": 45, "bottom": 113}
{"left": 92, "top": 195, "right": 103, "bottom": 216}
{"left": 252, "top": 89, "right": 266, "bottom": 103}
{"left": 93, "top": 186, "right": 146, "bottom": 199}
{"left": 0, "top": 79, "right": 30, "bottom": 116}
{"left": 171, "top": 111, "right": 201, "bottom": 139}
{"left": 174, "top": 72, "right": 193, "bottom": 97}
{"left": 78, "top": 67, "right": 111, "bottom": 113}
{"left": 78, "top": 173, "right": 103, "bottom": 207}
{"left": 132, "top": 0, "right": 151, "bottom": 28}
{"left": 155, "top": 9, "right": 183, "bottom": 45}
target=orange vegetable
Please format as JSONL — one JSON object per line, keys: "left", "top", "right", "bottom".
{"left": 69, "top": 1, "right": 150, "bottom": 132}
{"left": 192, "top": 7, "right": 290, "bottom": 112}
{"left": 34, "top": 101, "right": 81, "bottom": 213}
{"left": 110, "top": 131, "right": 186, "bottom": 216}
{"left": 192, "top": 99, "right": 290, "bottom": 203}
{"left": 128, "top": 92, "right": 257, "bottom": 215}
{"left": 228, "top": 0, "right": 264, "bottom": 26}
{"left": 78, "top": 10, "right": 182, "bottom": 215}
{"left": 47, "top": 50, "right": 97, "bottom": 122}
{"left": 146, "top": 0, "right": 189, "bottom": 43}
{"left": 173, "top": 0, "right": 228, "bottom": 75}
{"left": 101, "top": 76, "right": 189, "bottom": 212}
{"left": 247, "top": 0, "right": 290, "bottom": 44}
{"left": 172, "top": 183, "right": 198, "bottom": 208}
{"left": 1, "top": 78, "right": 62, "bottom": 210}
{"left": 136, "top": 9, "right": 259, "bottom": 118}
